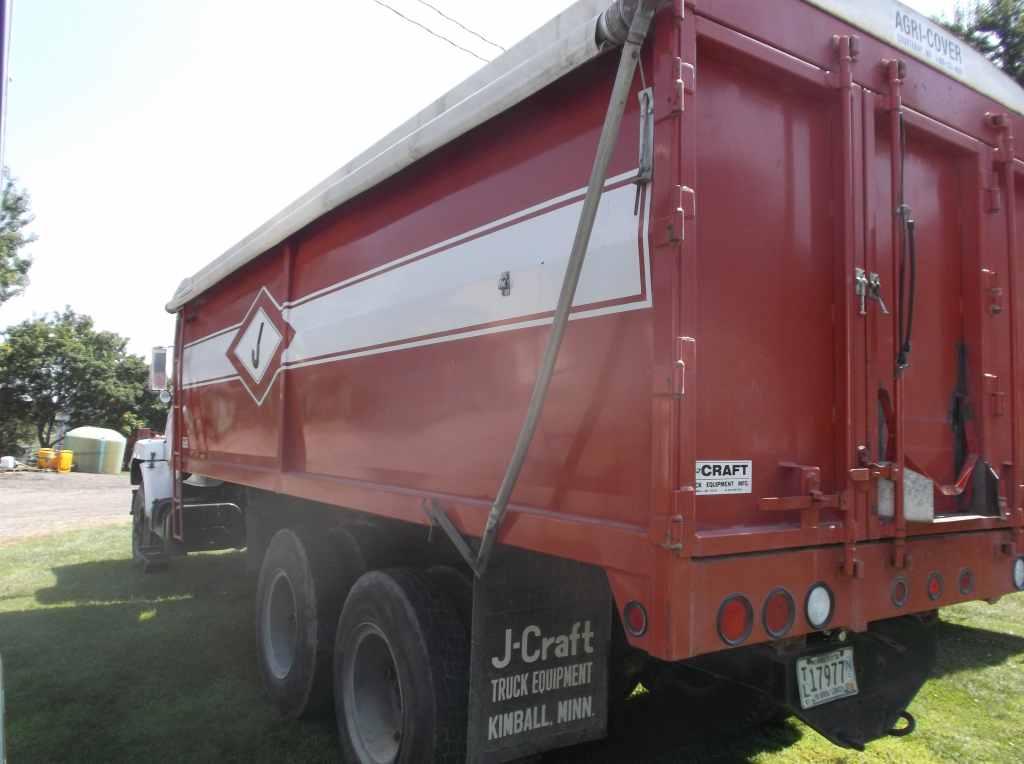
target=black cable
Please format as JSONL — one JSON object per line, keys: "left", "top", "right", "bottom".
{"left": 413, "top": 0, "right": 506, "bottom": 52}
{"left": 896, "top": 111, "right": 916, "bottom": 371}
{"left": 369, "top": 0, "right": 490, "bottom": 63}
{"left": 901, "top": 217, "right": 917, "bottom": 367}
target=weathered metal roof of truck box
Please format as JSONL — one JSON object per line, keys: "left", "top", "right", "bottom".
{"left": 167, "top": 0, "right": 1024, "bottom": 312}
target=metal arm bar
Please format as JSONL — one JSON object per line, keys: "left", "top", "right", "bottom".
{"left": 474, "top": 0, "right": 665, "bottom": 577}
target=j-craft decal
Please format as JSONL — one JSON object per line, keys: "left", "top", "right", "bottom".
{"left": 467, "top": 551, "right": 611, "bottom": 763}
{"left": 181, "top": 170, "right": 652, "bottom": 405}
{"left": 696, "top": 460, "right": 753, "bottom": 496}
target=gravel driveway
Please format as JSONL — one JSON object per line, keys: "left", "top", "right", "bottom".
{"left": 0, "top": 471, "right": 130, "bottom": 543}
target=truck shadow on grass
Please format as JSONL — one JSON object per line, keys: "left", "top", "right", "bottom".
{"left": 6, "top": 551, "right": 1024, "bottom": 763}
{"left": 930, "top": 619, "right": 1024, "bottom": 678}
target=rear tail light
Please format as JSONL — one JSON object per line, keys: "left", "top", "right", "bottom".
{"left": 1013, "top": 557, "right": 1024, "bottom": 591}
{"left": 717, "top": 595, "right": 754, "bottom": 645}
{"left": 927, "top": 572, "right": 943, "bottom": 601}
{"left": 622, "top": 601, "right": 648, "bottom": 637}
{"left": 958, "top": 568, "right": 975, "bottom": 596}
{"left": 891, "top": 577, "right": 909, "bottom": 608}
{"left": 762, "top": 588, "right": 795, "bottom": 639}
{"left": 805, "top": 583, "right": 834, "bottom": 630}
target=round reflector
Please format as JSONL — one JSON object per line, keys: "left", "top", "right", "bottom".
{"left": 890, "top": 577, "right": 909, "bottom": 608}
{"left": 958, "top": 568, "right": 975, "bottom": 596}
{"left": 1013, "top": 557, "right": 1024, "bottom": 591}
{"left": 717, "top": 595, "right": 753, "bottom": 645}
{"left": 805, "top": 583, "right": 834, "bottom": 630}
{"left": 762, "top": 588, "right": 795, "bottom": 639}
{"left": 927, "top": 572, "right": 943, "bottom": 601}
{"left": 623, "top": 601, "right": 648, "bottom": 637}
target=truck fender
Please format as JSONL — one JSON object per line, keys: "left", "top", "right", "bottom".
{"left": 131, "top": 438, "right": 172, "bottom": 522}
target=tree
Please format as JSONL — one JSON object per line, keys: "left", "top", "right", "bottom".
{"left": 0, "top": 308, "right": 167, "bottom": 453}
{"left": 941, "top": 1, "right": 1024, "bottom": 87}
{"left": 0, "top": 170, "right": 36, "bottom": 305}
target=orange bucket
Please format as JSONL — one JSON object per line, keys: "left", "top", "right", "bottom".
{"left": 56, "top": 450, "right": 74, "bottom": 474}
{"left": 37, "top": 448, "right": 54, "bottom": 469}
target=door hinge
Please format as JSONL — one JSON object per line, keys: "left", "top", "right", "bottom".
{"left": 984, "top": 373, "right": 1007, "bottom": 416}
{"left": 655, "top": 185, "right": 695, "bottom": 248}
{"left": 673, "top": 336, "right": 696, "bottom": 397}
{"left": 982, "top": 268, "right": 1004, "bottom": 315}
{"left": 660, "top": 58, "right": 695, "bottom": 119}
{"left": 985, "top": 185, "right": 1003, "bottom": 213}
{"left": 660, "top": 512, "right": 685, "bottom": 552}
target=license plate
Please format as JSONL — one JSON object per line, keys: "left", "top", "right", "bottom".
{"left": 796, "top": 647, "right": 858, "bottom": 709}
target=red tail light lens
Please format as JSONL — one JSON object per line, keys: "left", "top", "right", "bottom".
{"left": 927, "top": 572, "right": 943, "bottom": 601}
{"left": 762, "top": 588, "right": 795, "bottom": 639}
{"left": 717, "top": 595, "right": 754, "bottom": 645}
{"left": 623, "top": 601, "right": 648, "bottom": 637}
{"left": 958, "top": 569, "right": 975, "bottom": 596}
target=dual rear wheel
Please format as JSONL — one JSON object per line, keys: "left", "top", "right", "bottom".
{"left": 255, "top": 528, "right": 469, "bottom": 763}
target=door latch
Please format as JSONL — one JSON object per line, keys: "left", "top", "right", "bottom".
{"left": 855, "top": 268, "right": 889, "bottom": 315}
{"left": 868, "top": 272, "right": 889, "bottom": 314}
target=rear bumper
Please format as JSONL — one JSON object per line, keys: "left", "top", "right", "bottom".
{"left": 667, "top": 527, "right": 1022, "bottom": 660}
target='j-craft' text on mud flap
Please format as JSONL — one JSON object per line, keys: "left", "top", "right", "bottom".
{"left": 466, "top": 549, "right": 612, "bottom": 763}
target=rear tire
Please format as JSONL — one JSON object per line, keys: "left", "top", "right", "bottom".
{"left": 334, "top": 568, "right": 469, "bottom": 764}
{"left": 256, "top": 528, "right": 351, "bottom": 718}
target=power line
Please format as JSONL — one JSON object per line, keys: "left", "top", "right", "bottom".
{"left": 369, "top": 0, "right": 490, "bottom": 63}
{"left": 413, "top": 0, "right": 506, "bottom": 53}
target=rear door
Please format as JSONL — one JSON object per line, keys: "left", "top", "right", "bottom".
{"left": 866, "top": 82, "right": 1014, "bottom": 529}
{"left": 690, "top": 20, "right": 857, "bottom": 545}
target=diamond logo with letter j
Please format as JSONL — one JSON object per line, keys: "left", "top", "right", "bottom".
{"left": 225, "top": 287, "right": 293, "bottom": 405}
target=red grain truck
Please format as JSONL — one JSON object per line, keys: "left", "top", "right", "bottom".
{"left": 130, "top": 0, "right": 1024, "bottom": 760}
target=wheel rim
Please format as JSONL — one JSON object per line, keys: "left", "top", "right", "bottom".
{"left": 263, "top": 569, "right": 299, "bottom": 680}
{"left": 344, "top": 623, "right": 403, "bottom": 764}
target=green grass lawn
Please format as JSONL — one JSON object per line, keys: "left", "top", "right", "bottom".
{"left": 1, "top": 527, "right": 1023, "bottom": 763}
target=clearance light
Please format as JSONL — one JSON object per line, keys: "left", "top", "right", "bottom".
{"left": 927, "top": 572, "right": 944, "bottom": 602}
{"left": 958, "top": 569, "right": 975, "bottom": 596}
{"left": 891, "top": 577, "right": 909, "bottom": 608}
{"left": 717, "top": 595, "right": 754, "bottom": 645}
{"left": 805, "top": 583, "right": 834, "bottom": 630}
{"left": 623, "top": 601, "right": 648, "bottom": 637}
{"left": 762, "top": 588, "right": 796, "bottom": 639}
{"left": 1013, "top": 557, "right": 1024, "bottom": 591}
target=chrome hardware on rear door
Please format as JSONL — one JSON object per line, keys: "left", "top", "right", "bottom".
{"left": 868, "top": 272, "right": 889, "bottom": 314}
{"left": 855, "top": 268, "right": 889, "bottom": 315}
{"left": 856, "top": 268, "right": 868, "bottom": 314}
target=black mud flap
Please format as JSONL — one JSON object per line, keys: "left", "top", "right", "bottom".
{"left": 690, "top": 616, "right": 936, "bottom": 750}
{"left": 466, "top": 548, "right": 612, "bottom": 764}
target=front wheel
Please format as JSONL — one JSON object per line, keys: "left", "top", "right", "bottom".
{"left": 131, "top": 487, "right": 146, "bottom": 564}
{"left": 334, "top": 568, "right": 469, "bottom": 764}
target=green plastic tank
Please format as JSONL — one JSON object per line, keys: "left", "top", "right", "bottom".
{"left": 62, "top": 426, "right": 127, "bottom": 475}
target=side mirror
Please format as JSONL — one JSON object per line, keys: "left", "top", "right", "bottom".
{"left": 150, "top": 346, "right": 169, "bottom": 391}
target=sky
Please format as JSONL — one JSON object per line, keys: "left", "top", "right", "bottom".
{"left": 0, "top": 0, "right": 962, "bottom": 357}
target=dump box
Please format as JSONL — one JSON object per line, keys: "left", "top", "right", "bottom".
{"left": 136, "top": 1, "right": 1024, "bottom": 760}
